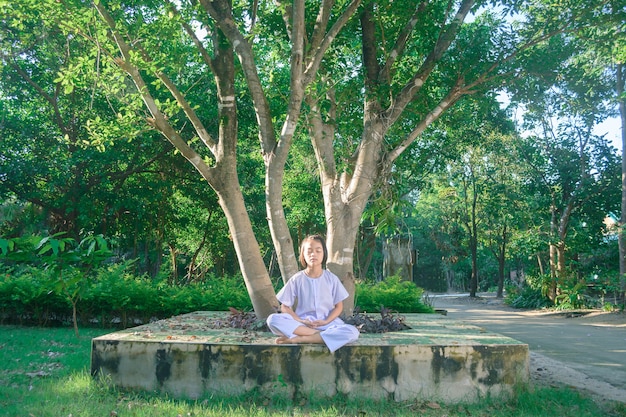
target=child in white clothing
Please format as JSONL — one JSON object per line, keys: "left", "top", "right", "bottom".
{"left": 266, "top": 235, "right": 359, "bottom": 353}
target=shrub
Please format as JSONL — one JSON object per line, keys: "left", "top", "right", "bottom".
{"left": 506, "top": 271, "right": 622, "bottom": 311}
{"left": 355, "top": 276, "right": 433, "bottom": 313}
{"left": 0, "top": 264, "right": 432, "bottom": 327}
{"left": 554, "top": 281, "right": 588, "bottom": 310}
{"left": 160, "top": 276, "right": 252, "bottom": 316}
{"left": 82, "top": 262, "right": 160, "bottom": 326}
{"left": 505, "top": 273, "right": 553, "bottom": 310}
{"left": 505, "top": 284, "right": 552, "bottom": 309}
{"left": 0, "top": 266, "right": 69, "bottom": 325}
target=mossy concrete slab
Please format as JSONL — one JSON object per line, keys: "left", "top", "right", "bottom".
{"left": 91, "top": 312, "right": 529, "bottom": 402}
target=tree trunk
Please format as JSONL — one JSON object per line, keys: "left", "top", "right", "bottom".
{"left": 496, "top": 224, "right": 507, "bottom": 298}
{"left": 497, "top": 254, "right": 505, "bottom": 298}
{"left": 168, "top": 242, "right": 178, "bottom": 284}
{"left": 94, "top": 2, "right": 278, "bottom": 319}
{"left": 469, "top": 233, "right": 479, "bottom": 297}
{"left": 186, "top": 214, "right": 212, "bottom": 283}
{"left": 266, "top": 156, "right": 299, "bottom": 284}
{"left": 204, "top": 18, "right": 279, "bottom": 319}
{"left": 304, "top": 10, "right": 466, "bottom": 312}
{"left": 548, "top": 231, "right": 570, "bottom": 303}
{"left": 72, "top": 299, "right": 79, "bottom": 338}
{"left": 327, "top": 230, "right": 359, "bottom": 317}
{"left": 262, "top": 0, "right": 303, "bottom": 283}
{"left": 357, "top": 228, "right": 377, "bottom": 280}
{"left": 617, "top": 62, "right": 626, "bottom": 305}
{"left": 216, "top": 179, "right": 279, "bottom": 318}
{"left": 200, "top": 0, "right": 363, "bottom": 287}
{"left": 548, "top": 206, "right": 559, "bottom": 302}
{"left": 306, "top": 88, "right": 383, "bottom": 314}
{"left": 556, "top": 241, "right": 567, "bottom": 279}
{"left": 548, "top": 242, "right": 558, "bottom": 301}
{"left": 304, "top": 0, "right": 469, "bottom": 312}
{"left": 469, "top": 177, "right": 479, "bottom": 297}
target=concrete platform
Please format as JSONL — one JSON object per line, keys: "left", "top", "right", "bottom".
{"left": 91, "top": 312, "right": 529, "bottom": 402}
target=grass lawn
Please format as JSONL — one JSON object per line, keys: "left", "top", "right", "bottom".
{"left": 1, "top": 325, "right": 625, "bottom": 417}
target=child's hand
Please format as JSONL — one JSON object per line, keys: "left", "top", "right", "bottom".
{"left": 307, "top": 319, "right": 326, "bottom": 328}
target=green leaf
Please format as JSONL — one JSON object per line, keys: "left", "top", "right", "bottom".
{"left": 0, "top": 239, "right": 14, "bottom": 255}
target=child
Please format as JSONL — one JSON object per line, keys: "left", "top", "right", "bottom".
{"left": 266, "top": 234, "right": 360, "bottom": 353}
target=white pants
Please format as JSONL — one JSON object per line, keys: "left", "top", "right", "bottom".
{"left": 266, "top": 313, "right": 360, "bottom": 353}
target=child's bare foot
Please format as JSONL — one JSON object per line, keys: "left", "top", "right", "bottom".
{"left": 275, "top": 336, "right": 292, "bottom": 344}
{"left": 275, "top": 333, "right": 324, "bottom": 345}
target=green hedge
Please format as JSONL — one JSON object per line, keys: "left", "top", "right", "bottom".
{"left": 0, "top": 265, "right": 432, "bottom": 328}
{"left": 0, "top": 267, "right": 70, "bottom": 325}
{"left": 0, "top": 264, "right": 253, "bottom": 327}
{"left": 355, "top": 276, "right": 433, "bottom": 313}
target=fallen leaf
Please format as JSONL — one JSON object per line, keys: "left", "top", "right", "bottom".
{"left": 426, "top": 402, "right": 441, "bottom": 409}
{"left": 26, "top": 371, "right": 50, "bottom": 378}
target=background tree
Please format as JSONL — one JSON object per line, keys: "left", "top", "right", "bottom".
{"left": 0, "top": 14, "right": 170, "bottom": 239}
{"left": 480, "top": 134, "right": 528, "bottom": 298}
{"left": 304, "top": 0, "right": 619, "bottom": 310}
{"left": 516, "top": 126, "right": 620, "bottom": 301}
{"left": 2, "top": 0, "right": 283, "bottom": 316}
{"left": 508, "top": 28, "right": 622, "bottom": 301}
{"left": 608, "top": 45, "right": 626, "bottom": 305}
{"left": 419, "top": 101, "right": 517, "bottom": 297}
{"left": 0, "top": 10, "right": 246, "bottom": 281}
{"left": 2, "top": 0, "right": 623, "bottom": 317}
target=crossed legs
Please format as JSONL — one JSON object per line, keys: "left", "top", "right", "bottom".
{"left": 275, "top": 325, "right": 324, "bottom": 345}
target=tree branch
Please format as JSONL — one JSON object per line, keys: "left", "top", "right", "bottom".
{"left": 93, "top": 1, "right": 214, "bottom": 180}
{"left": 303, "top": 0, "right": 362, "bottom": 86}
{"left": 385, "top": 0, "right": 475, "bottom": 125}
{"left": 378, "top": 1, "right": 428, "bottom": 84}
{"left": 386, "top": 78, "right": 465, "bottom": 165}
{"left": 198, "top": 0, "right": 277, "bottom": 158}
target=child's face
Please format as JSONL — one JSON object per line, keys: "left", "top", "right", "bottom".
{"left": 302, "top": 239, "right": 324, "bottom": 267}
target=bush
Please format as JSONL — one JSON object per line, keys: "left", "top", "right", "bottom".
{"left": 355, "top": 276, "right": 433, "bottom": 313}
{"left": 84, "top": 264, "right": 162, "bottom": 326}
{"left": 506, "top": 271, "right": 623, "bottom": 311}
{"left": 0, "top": 266, "right": 69, "bottom": 325}
{"left": 505, "top": 284, "right": 552, "bottom": 309}
{"left": 0, "top": 264, "right": 433, "bottom": 327}
{"left": 160, "top": 276, "right": 252, "bottom": 316}
{"left": 0, "top": 263, "right": 252, "bottom": 327}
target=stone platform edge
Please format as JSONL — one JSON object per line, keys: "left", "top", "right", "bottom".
{"left": 91, "top": 311, "right": 530, "bottom": 402}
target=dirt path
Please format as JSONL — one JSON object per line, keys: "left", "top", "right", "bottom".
{"left": 431, "top": 294, "right": 626, "bottom": 404}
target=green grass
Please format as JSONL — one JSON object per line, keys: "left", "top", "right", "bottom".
{"left": 1, "top": 325, "right": 625, "bottom": 417}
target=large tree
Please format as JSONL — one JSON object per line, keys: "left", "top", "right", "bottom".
{"left": 480, "top": 134, "right": 528, "bottom": 298}
{"left": 424, "top": 114, "right": 519, "bottom": 297}
{"left": 508, "top": 28, "right": 623, "bottom": 301}
{"left": 0, "top": 11, "right": 194, "bottom": 259}
{"left": 4, "top": 0, "right": 367, "bottom": 318}
{"left": 303, "top": 0, "right": 620, "bottom": 309}
{"left": 2, "top": 0, "right": 280, "bottom": 317}
{"left": 516, "top": 125, "right": 620, "bottom": 301}
{"left": 3, "top": 0, "right": 621, "bottom": 318}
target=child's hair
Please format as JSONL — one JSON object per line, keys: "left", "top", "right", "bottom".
{"left": 299, "top": 234, "right": 328, "bottom": 267}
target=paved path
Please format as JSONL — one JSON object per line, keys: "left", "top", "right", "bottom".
{"left": 431, "top": 294, "right": 626, "bottom": 401}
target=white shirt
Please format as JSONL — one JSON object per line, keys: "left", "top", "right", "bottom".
{"left": 276, "top": 270, "right": 349, "bottom": 321}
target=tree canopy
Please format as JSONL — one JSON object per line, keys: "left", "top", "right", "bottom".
{"left": 1, "top": 0, "right": 625, "bottom": 315}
